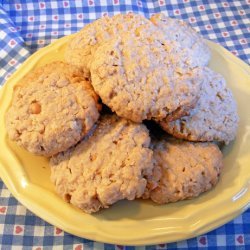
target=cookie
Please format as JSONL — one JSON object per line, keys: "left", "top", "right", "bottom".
{"left": 142, "top": 161, "right": 162, "bottom": 200}
{"left": 90, "top": 33, "right": 202, "bottom": 122}
{"left": 149, "top": 138, "right": 223, "bottom": 204}
{"left": 160, "top": 67, "right": 239, "bottom": 144}
{"left": 151, "top": 13, "right": 211, "bottom": 67}
{"left": 5, "top": 61, "right": 100, "bottom": 157}
{"left": 50, "top": 115, "right": 155, "bottom": 213}
{"left": 65, "top": 13, "right": 159, "bottom": 72}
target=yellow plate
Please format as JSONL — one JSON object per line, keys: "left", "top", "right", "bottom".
{"left": 0, "top": 35, "right": 250, "bottom": 246}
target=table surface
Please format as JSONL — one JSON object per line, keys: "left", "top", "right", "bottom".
{"left": 0, "top": 1, "right": 249, "bottom": 249}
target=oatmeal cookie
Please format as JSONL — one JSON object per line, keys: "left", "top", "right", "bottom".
{"left": 50, "top": 115, "right": 155, "bottom": 213}
{"left": 65, "top": 13, "right": 160, "bottom": 72}
{"left": 5, "top": 61, "right": 100, "bottom": 156}
{"left": 151, "top": 13, "right": 211, "bottom": 67}
{"left": 160, "top": 67, "right": 239, "bottom": 144}
{"left": 150, "top": 138, "right": 223, "bottom": 204}
{"left": 91, "top": 34, "right": 202, "bottom": 122}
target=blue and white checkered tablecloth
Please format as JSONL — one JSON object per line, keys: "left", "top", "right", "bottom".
{"left": 0, "top": 0, "right": 249, "bottom": 249}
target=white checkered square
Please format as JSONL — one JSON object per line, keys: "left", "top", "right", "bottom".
{"left": 33, "top": 225, "right": 45, "bottom": 237}
{"left": 16, "top": 205, "right": 27, "bottom": 216}
{"left": 217, "top": 22, "right": 226, "bottom": 28}
{"left": 53, "top": 246, "right": 65, "bottom": 250}
{"left": 226, "top": 11, "right": 234, "bottom": 17}
{"left": 63, "top": 14, "right": 72, "bottom": 21}
{"left": 234, "top": 29, "right": 243, "bottom": 35}
{"left": 0, "top": 49, "right": 8, "bottom": 58}
{"left": 185, "top": 7, "right": 193, "bottom": 13}
{"left": 0, "top": 187, "right": 11, "bottom": 198}
{"left": 26, "top": 3, "right": 34, "bottom": 10}
{"left": 233, "top": 1, "right": 242, "bottom": 7}
{"left": 0, "top": 223, "right": 5, "bottom": 234}
{"left": 244, "top": 47, "right": 250, "bottom": 58}
{"left": 225, "top": 40, "right": 234, "bottom": 46}
{"left": 74, "top": 1, "right": 84, "bottom": 7}
{"left": 216, "top": 235, "right": 227, "bottom": 246}
{"left": 89, "top": 12, "right": 97, "bottom": 20}
{"left": 146, "top": 1, "right": 154, "bottom": 8}
{"left": 0, "top": 30, "right": 7, "bottom": 40}
{"left": 201, "top": 15, "right": 209, "bottom": 21}
{"left": 209, "top": 3, "right": 217, "bottom": 9}
{"left": 50, "top": 1, "right": 59, "bottom": 9}
{"left": 39, "top": 15, "right": 47, "bottom": 22}
{"left": 209, "top": 33, "right": 218, "bottom": 39}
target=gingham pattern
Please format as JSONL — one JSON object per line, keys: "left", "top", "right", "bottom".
{"left": 1, "top": 181, "right": 250, "bottom": 249}
{"left": 0, "top": 6, "right": 30, "bottom": 86}
{"left": 0, "top": 0, "right": 249, "bottom": 85}
{"left": 0, "top": 0, "right": 249, "bottom": 249}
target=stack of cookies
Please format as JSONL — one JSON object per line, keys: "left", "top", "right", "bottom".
{"left": 6, "top": 13, "right": 239, "bottom": 213}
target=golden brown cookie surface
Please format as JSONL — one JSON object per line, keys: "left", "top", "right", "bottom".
{"left": 150, "top": 138, "right": 223, "bottom": 204}
{"left": 90, "top": 34, "right": 202, "bottom": 122}
{"left": 5, "top": 61, "right": 100, "bottom": 156}
{"left": 50, "top": 115, "right": 155, "bottom": 213}
{"left": 160, "top": 67, "right": 239, "bottom": 144}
